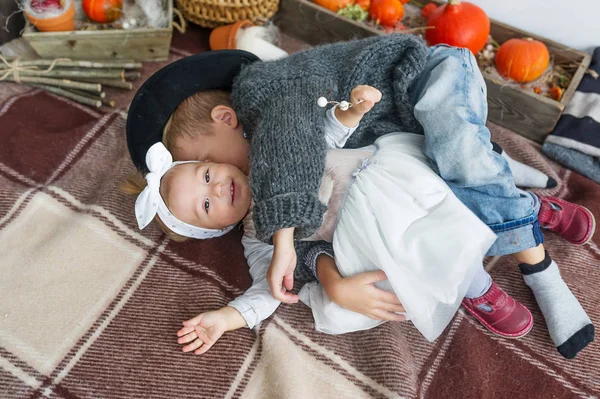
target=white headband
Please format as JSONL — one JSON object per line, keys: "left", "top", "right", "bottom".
{"left": 134, "top": 143, "right": 235, "bottom": 240}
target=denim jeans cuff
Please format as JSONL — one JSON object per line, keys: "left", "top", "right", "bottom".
{"left": 486, "top": 192, "right": 544, "bottom": 256}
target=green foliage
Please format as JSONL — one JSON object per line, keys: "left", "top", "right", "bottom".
{"left": 337, "top": 4, "right": 368, "bottom": 21}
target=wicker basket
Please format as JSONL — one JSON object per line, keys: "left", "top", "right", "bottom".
{"left": 176, "top": 0, "right": 279, "bottom": 28}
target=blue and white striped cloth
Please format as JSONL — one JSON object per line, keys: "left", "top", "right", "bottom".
{"left": 543, "top": 47, "right": 600, "bottom": 184}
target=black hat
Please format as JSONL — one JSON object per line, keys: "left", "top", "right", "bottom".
{"left": 126, "top": 49, "right": 260, "bottom": 173}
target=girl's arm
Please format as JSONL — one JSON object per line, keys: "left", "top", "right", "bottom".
{"left": 228, "top": 234, "right": 284, "bottom": 326}
{"left": 333, "top": 85, "right": 382, "bottom": 131}
{"left": 177, "top": 234, "right": 284, "bottom": 355}
{"left": 323, "top": 85, "right": 383, "bottom": 149}
{"left": 317, "top": 254, "right": 406, "bottom": 322}
{"left": 177, "top": 306, "right": 247, "bottom": 355}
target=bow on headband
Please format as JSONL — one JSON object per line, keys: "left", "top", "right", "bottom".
{"left": 134, "top": 143, "right": 234, "bottom": 239}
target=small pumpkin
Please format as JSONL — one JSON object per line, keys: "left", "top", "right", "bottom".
{"left": 495, "top": 38, "right": 550, "bottom": 83}
{"left": 369, "top": 0, "right": 404, "bottom": 27}
{"left": 355, "top": 0, "right": 371, "bottom": 11}
{"left": 314, "top": 0, "right": 352, "bottom": 12}
{"left": 82, "top": 0, "right": 123, "bottom": 23}
{"left": 549, "top": 86, "right": 563, "bottom": 101}
{"left": 421, "top": 3, "right": 437, "bottom": 19}
{"left": 424, "top": 0, "right": 490, "bottom": 55}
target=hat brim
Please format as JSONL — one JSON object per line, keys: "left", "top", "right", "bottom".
{"left": 126, "top": 49, "right": 260, "bottom": 173}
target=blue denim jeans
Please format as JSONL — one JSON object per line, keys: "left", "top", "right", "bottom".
{"left": 409, "top": 45, "right": 543, "bottom": 256}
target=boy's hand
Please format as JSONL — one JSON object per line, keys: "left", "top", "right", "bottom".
{"left": 267, "top": 227, "right": 299, "bottom": 304}
{"left": 335, "top": 85, "right": 382, "bottom": 128}
{"left": 349, "top": 85, "right": 382, "bottom": 116}
{"left": 177, "top": 307, "right": 246, "bottom": 355}
{"left": 317, "top": 255, "right": 405, "bottom": 321}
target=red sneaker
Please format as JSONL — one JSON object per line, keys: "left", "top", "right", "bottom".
{"left": 538, "top": 196, "right": 596, "bottom": 245}
{"left": 462, "top": 282, "right": 533, "bottom": 338}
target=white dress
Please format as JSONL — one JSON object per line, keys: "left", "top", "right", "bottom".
{"left": 298, "top": 133, "right": 497, "bottom": 342}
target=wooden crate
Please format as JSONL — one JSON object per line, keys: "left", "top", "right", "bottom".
{"left": 22, "top": 0, "right": 173, "bottom": 62}
{"left": 275, "top": 0, "right": 592, "bottom": 143}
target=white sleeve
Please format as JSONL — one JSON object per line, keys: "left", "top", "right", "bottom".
{"left": 228, "top": 235, "right": 281, "bottom": 329}
{"left": 323, "top": 106, "right": 359, "bottom": 149}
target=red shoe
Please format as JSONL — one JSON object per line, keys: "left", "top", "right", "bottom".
{"left": 538, "top": 196, "right": 596, "bottom": 245}
{"left": 462, "top": 282, "right": 533, "bottom": 338}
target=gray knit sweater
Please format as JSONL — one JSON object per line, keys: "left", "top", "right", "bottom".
{"left": 231, "top": 34, "right": 428, "bottom": 243}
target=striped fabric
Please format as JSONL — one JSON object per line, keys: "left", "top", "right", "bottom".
{"left": 1, "top": 27, "right": 599, "bottom": 398}
{"left": 543, "top": 48, "right": 600, "bottom": 183}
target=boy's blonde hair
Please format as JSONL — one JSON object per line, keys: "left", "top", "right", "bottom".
{"left": 120, "top": 173, "right": 188, "bottom": 242}
{"left": 162, "top": 89, "right": 232, "bottom": 152}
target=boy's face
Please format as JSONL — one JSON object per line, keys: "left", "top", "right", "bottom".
{"left": 162, "top": 162, "right": 251, "bottom": 230}
{"left": 170, "top": 106, "right": 250, "bottom": 174}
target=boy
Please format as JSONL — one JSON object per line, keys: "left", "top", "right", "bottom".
{"left": 127, "top": 36, "right": 594, "bottom": 358}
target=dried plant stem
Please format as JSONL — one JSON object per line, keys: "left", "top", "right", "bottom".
{"left": 28, "top": 84, "right": 102, "bottom": 107}
{"left": 7, "top": 69, "right": 125, "bottom": 80}
{"left": 1, "top": 59, "right": 142, "bottom": 69}
{"left": 94, "top": 79, "right": 133, "bottom": 89}
{"left": 4, "top": 76, "right": 102, "bottom": 92}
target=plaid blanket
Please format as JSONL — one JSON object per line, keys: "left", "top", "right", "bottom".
{"left": 1, "top": 28, "right": 599, "bottom": 398}
{"left": 543, "top": 48, "right": 600, "bottom": 184}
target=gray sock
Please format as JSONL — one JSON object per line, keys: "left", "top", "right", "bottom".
{"left": 520, "top": 252, "right": 594, "bottom": 359}
{"left": 492, "top": 143, "right": 556, "bottom": 189}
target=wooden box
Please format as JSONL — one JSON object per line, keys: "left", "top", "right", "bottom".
{"left": 22, "top": 0, "right": 173, "bottom": 62}
{"left": 275, "top": 0, "right": 592, "bottom": 142}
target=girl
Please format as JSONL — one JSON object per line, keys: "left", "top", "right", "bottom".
{"left": 131, "top": 85, "right": 502, "bottom": 352}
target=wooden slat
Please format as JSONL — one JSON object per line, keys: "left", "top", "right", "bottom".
{"left": 561, "top": 52, "right": 592, "bottom": 108}
{"left": 485, "top": 77, "right": 563, "bottom": 142}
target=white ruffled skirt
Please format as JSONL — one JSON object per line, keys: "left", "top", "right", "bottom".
{"left": 299, "top": 133, "right": 497, "bottom": 341}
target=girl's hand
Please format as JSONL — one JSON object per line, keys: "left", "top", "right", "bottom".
{"left": 349, "top": 85, "right": 382, "bottom": 116}
{"left": 177, "top": 307, "right": 246, "bottom": 355}
{"left": 267, "top": 227, "right": 299, "bottom": 304}
{"left": 334, "top": 85, "right": 382, "bottom": 128}
{"left": 317, "top": 255, "right": 405, "bottom": 321}
{"left": 328, "top": 271, "right": 406, "bottom": 321}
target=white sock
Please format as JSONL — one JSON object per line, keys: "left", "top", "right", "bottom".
{"left": 493, "top": 143, "right": 556, "bottom": 189}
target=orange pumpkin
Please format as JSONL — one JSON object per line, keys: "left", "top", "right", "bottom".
{"left": 313, "top": 0, "right": 352, "bottom": 12}
{"left": 355, "top": 0, "right": 371, "bottom": 11}
{"left": 424, "top": 0, "right": 490, "bottom": 55}
{"left": 495, "top": 38, "right": 550, "bottom": 83}
{"left": 369, "top": 0, "right": 404, "bottom": 27}
{"left": 82, "top": 0, "right": 123, "bottom": 23}
{"left": 421, "top": 3, "right": 437, "bottom": 19}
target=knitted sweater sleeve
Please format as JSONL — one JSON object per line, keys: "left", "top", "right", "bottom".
{"left": 236, "top": 74, "right": 334, "bottom": 243}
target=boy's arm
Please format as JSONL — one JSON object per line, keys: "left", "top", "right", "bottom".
{"left": 228, "top": 235, "right": 283, "bottom": 327}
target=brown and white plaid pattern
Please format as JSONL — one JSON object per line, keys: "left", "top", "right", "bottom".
{"left": 1, "top": 27, "right": 599, "bottom": 398}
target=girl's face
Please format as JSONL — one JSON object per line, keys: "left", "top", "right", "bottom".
{"left": 161, "top": 162, "right": 251, "bottom": 230}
